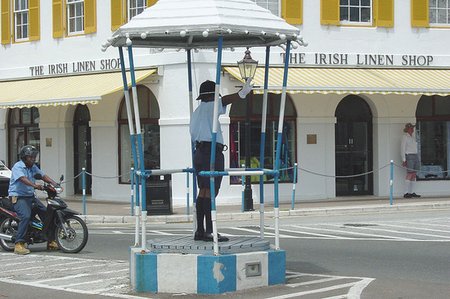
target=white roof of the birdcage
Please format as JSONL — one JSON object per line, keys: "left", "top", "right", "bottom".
{"left": 106, "top": 0, "right": 301, "bottom": 49}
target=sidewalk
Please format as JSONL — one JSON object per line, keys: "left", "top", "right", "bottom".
{"left": 64, "top": 196, "right": 450, "bottom": 224}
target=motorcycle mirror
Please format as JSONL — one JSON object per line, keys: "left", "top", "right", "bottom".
{"left": 34, "top": 173, "right": 43, "bottom": 180}
{"left": 60, "top": 175, "right": 64, "bottom": 182}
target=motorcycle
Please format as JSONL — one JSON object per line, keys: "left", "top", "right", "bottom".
{"left": 0, "top": 174, "right": 88, "bottom": 253}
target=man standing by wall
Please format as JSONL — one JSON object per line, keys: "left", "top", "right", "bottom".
{"left": 401, "top": 123, "right": 421, "bottom": 199}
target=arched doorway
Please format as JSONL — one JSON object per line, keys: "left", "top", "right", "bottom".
{"left": 118, "top": 85, "right": 160, "bottom": 183}
{"left": 335, "top": 96, "right": 373, "bottom": 195}
{"left": 73, "top": 105, "right": 92, "bottom": 194}
{"left": 8, "top": 107, "right": 40, "bottom": 166}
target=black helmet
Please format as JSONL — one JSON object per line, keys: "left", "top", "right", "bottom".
{"left": 19, "top": 145, "right": 39, "bottom": 161}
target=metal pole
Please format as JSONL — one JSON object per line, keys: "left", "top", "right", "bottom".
{"left": 130, "top": 167, "right": 134, "bottom": 216}
{"left": 127, "top": 43, "right": 147, "bottom": 250}
{"left": 390, "top": 160, "right": 394, "bottom": 206}
{"left": 241, "top": 163, "right": 245, "bottom": 212}
{"left": 187, "top": 49, "right": 198, "bottom": 235}
{"left": 118, "top": 46, "right": 140, "bottom": 247}
{"left": 291, "top": 162, "right": 298, "bottom": 210}
{"left": 186, "top": 170, "right": 190, "bottom": 217}
{"left": 259, "top": 46, "right": 270, "bottom": 239}
{"left": 274, "top": 41, "right": 291, "bottom": 250}
{"left": 82, "top": 167, "right": 86, "bottom": 215}
{"left": 210, "top": 36, "right": 223, "bottom": 256}
{"left": 244, "top": 92, "right": 253, "bottom": 211}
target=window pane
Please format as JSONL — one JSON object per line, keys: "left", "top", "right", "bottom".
{"left": 32, "top": 108, "right": 40, "bottom": 124}
{"left": 143, "top": 124, "right": 160, "bottom": 169}
{"left": 22, "top": 108, "right": 31, "bottom": 124}
{"left": 418, "top": 121, "right": 447, "bottom": 176}
{"left": 341, "top": 0, "right": 349, "bottom": 5}
{"left": 430, "top": 0, "right": 437, "bottom": 7}
{"left": 10, "top": 109, "right": 20, "bottom": 124}
{"left": 350, "top": 7, "right": 359, "bottom": 21}
{"left": 437, "top": 9, "right": 445, "bottom": 23}
{"left": 417, "top": 96, "right": 433, "bottom": 116}
{"left": 361, "top": 0, "right": 370, "bottom": 6}
{"left": 438, "top": 0, "right": 446, "bottom": 8}
{"left": 350, "top": 0, "right": 359, "bottom": 5}
{"left": 361, "top": 7, "right": 370, "bottom": 22}
{"left": 10, "top": 128, "right": 25, "bottom": 163}
{"left": 340, "top": 7, "right": 349, "bottom": 21}
{"left": 430, "top": 9, "right": 437, "bottom": 23}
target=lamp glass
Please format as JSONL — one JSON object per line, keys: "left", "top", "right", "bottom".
{"left": 237, "top": 48, "right": 258, "bottom": 80}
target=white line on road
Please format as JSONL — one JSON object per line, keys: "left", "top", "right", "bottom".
{"left": 287, "top": 276, "right": 345, "bottom": 288}
{"left": 264, "top": 282, "right": 356, "bottom": 299}
{"left": 326, "top": 224, "right": 418, "bottom": 241}
{"left": 347, "top": 278, "right": 375, "bottom": 299}
{"left": 290, "top": 224, "right": 403, "bottom": 240}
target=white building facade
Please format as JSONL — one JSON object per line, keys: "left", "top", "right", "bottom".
{"left": 1, "top": 0, "right": 450, "bottom": 206}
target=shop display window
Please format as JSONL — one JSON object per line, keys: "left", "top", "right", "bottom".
{"left": 229, "top": 93, "right": 297, "bottom": 184}
{"left": 8, "top": 107, "right": 40, "bottom": 166}
{"left": 118, "top": 85, "right": 160, "bottom": 184}
{"left": 416, "top": 95, "right": 450, "bottom": 180}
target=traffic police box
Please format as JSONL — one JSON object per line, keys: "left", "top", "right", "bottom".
{"left": 146, "top": 174, "right": 172, "bottom": 215}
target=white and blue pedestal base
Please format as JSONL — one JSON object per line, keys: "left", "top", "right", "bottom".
{"left": 129, "top": 236, "right": 286, "bottom": 294}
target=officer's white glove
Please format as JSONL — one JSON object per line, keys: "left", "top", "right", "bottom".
{"left": 238, "top": 78, "right": 253, "bottom": 99}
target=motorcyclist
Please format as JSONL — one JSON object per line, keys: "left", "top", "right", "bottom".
{"left": 8, "top": 145, "right": 63, "bottom": 255}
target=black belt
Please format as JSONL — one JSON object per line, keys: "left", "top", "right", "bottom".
{"left": 196, "top": 141, "right": 227, "bottom": 152}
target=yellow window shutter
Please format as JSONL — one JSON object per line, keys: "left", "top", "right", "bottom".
{"left": 1, "top": 0, "right": 11, "bottom": 45}
{"left": 111, "top": 0, "right": 124, "bottom": 31}
{"left": 29, "top": 0, "right": 40, "bottom": 41}
{"left": 320, "top": 0, "right": 340, "bottom": 25}
{"left": 147, "top": 0, "right": 158, "bottom": 7}
{"left": 411, "top": 0, "right": 429, "bottom": 27}
{"left": 281, "top": 0, "right": 303, "bottom": 25}
{"left": 85, "top": 0, "right": 97, "bottom": 34}
{"left": 376, "top": 0, "right": 394, "bottom": 27}
{"left": 52, "top": 0, "right": 64, "bottom": 38}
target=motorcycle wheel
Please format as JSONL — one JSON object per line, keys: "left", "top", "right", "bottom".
{"left": 55, "top": 215, "right": 88, "bottom": 253}
{"left": 0, "top": 218, "right": 16, "bottom": 252}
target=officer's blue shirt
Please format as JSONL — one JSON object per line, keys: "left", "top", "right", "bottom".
{"left": 190, "top": 98, "right": 226, "bottom": 144}
{"left": 8, "top": 160, "right": 44, "bottom": 197}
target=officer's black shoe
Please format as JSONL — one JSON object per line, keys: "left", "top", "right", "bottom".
{"left": 203, "top": 233, "right": 229, "bottom": 242}
{"left": 194, "top": 232, "right": 204, "bottom": 241}
{"left": 411, "top": 193, "right": 421, "bottom": 198}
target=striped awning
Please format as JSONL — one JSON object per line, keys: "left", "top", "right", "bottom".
{"left": 224, "top": 67, "right": 450, "bottom": 96}
{"left": 0, "top": 69, "right": 156, "bottom": 109}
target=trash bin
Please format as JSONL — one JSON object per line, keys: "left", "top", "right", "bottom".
{"left": 146, "top": 174, "right": 172, "bottom": 215}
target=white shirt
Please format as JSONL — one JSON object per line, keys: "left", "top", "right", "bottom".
{"left": 189, "top": 98, "right": 226, "bottom": 144}
{"left": 401, "top": 132, "right": 418, "bottom": 162}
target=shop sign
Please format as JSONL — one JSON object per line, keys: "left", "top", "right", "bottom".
{"left": 281, "top": 52, "right": 435, "bottom": 67}
{"left": 29, "top": 58, "right": 121, "bottom": 77}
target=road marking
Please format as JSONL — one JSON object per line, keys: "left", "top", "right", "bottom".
{"left": 265, "top": 282, "right": 357, "bottom": 299}
{"left": 376, "top": 222, "right": 450, "bottom": 235}
{"left": 287, "top": 276, "right": 344, "bottom": 287}
{"left": 345, "top": 224, "right": 450, "bottom": 239}
{"left": 268, "top": 227, "right": 344, "bottom": 239}
{"left": 230, "top": 227, "right": 297, "bottom": 238}
{"left": 290, "top": 224, "right": 402, "bottom": 240}
{"left": 347, "top": 278, "right": 375, "bottom": 299}
{"left": 326, "top": 224, "right": 418, "bottom": 241}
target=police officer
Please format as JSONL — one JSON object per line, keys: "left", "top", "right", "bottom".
{"left": 190, "top": 78, "right": 252, "bottom": 241}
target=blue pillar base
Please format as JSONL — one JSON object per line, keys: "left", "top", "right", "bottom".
{"left": 130, "top": 247, "right": 286, "bottom": 294}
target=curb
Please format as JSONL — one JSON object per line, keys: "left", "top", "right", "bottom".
{"left": 81, "top": 201, "right": 450, "bottom": 224}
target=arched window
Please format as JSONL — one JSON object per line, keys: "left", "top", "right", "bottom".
{"left": 416, "top": 95, "right": 450, "bottom": 180}
{"left": 8, "top": 107, "right": 40, "bottom": 165}
{"left": 229, "top": 93, "right": 297, "bottom": 183}
{"left": 118, "top": 85, "right": 160, "bottom": 183}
